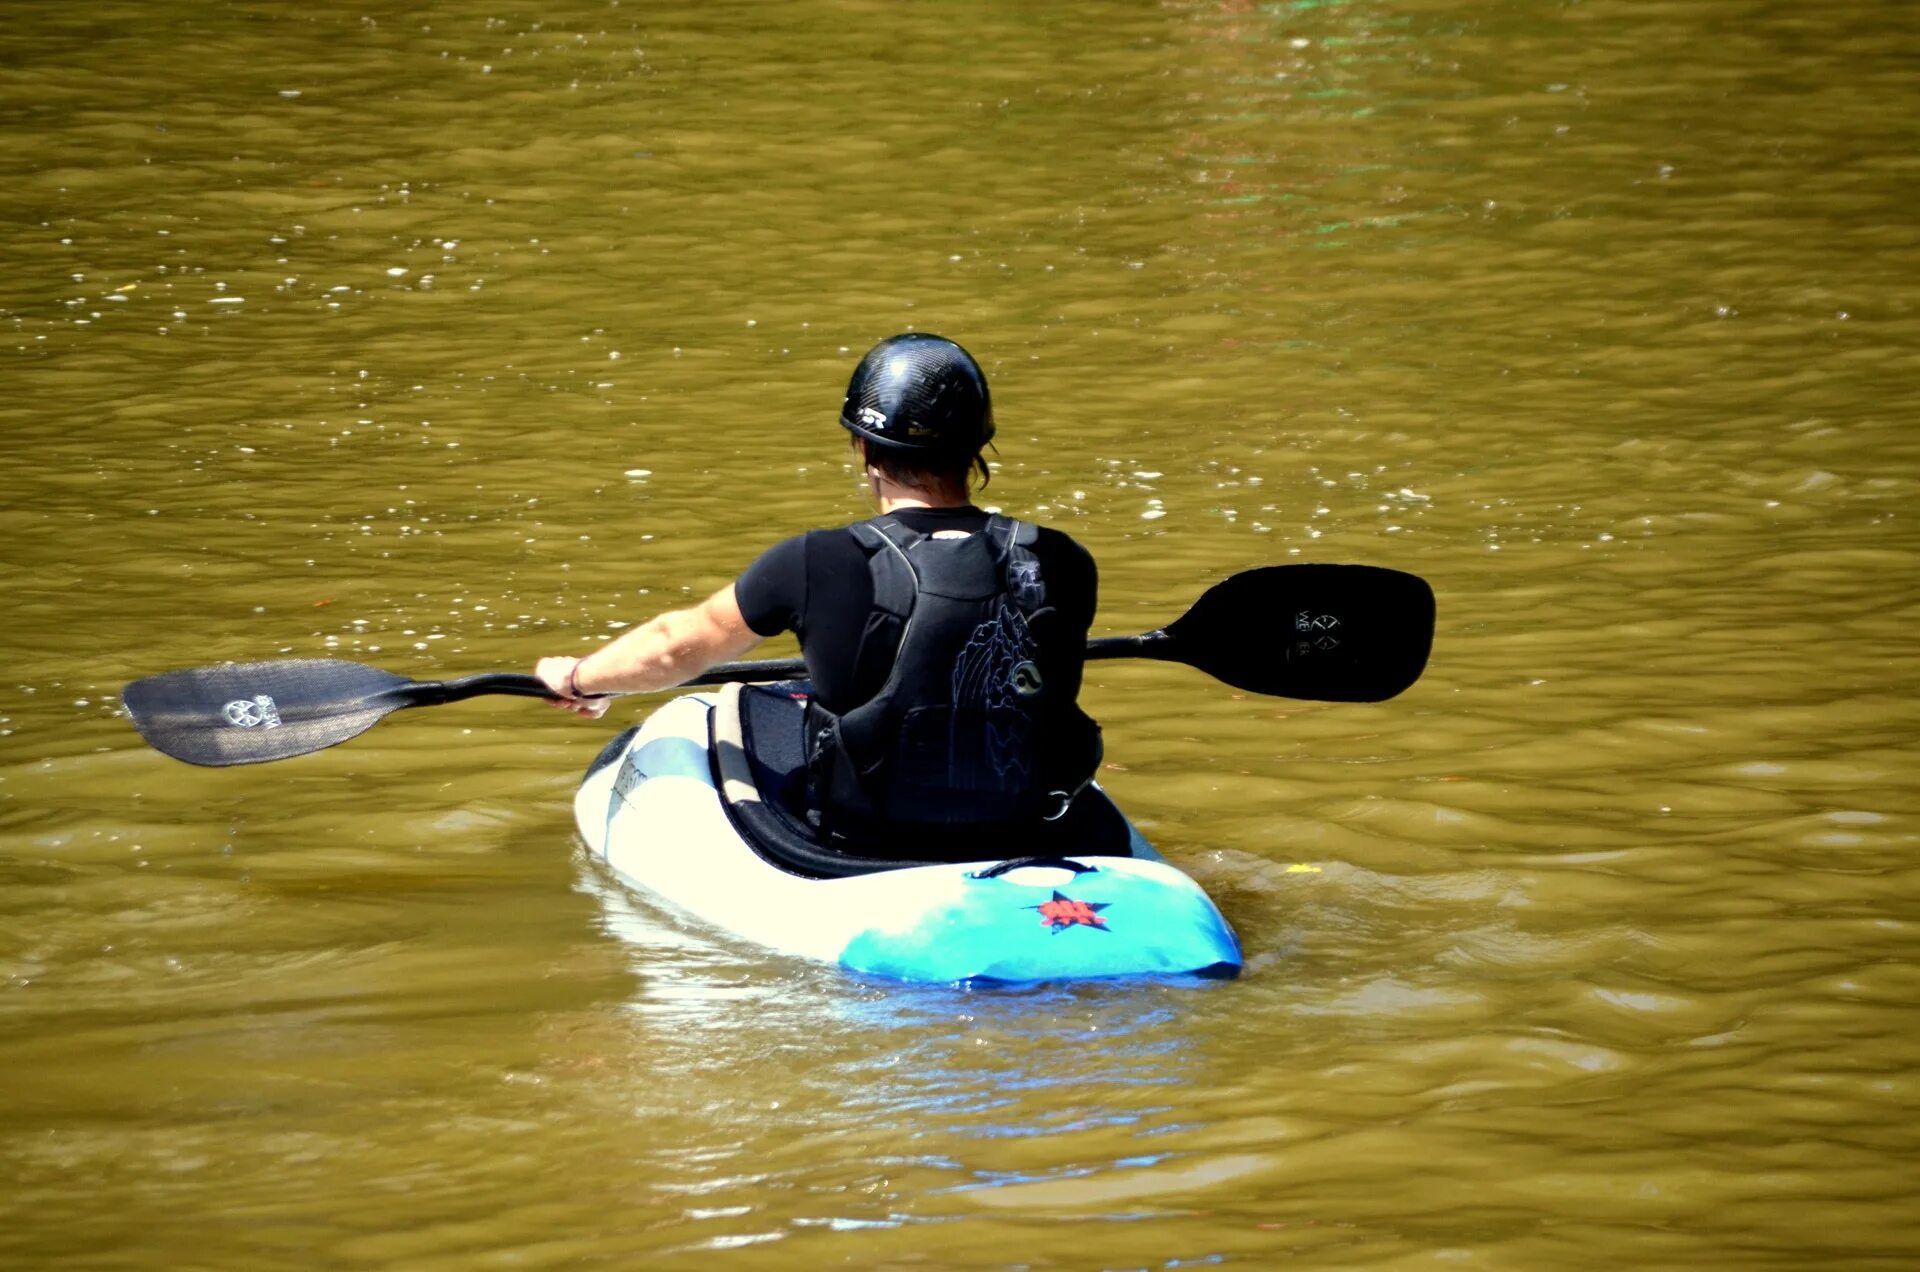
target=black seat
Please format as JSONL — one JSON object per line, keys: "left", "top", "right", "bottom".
{"left": 709, "top": 682, "right": 1135, "bottom": 881}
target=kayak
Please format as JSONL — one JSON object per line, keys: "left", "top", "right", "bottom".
{"left": 120, "top": 565, "right": 1426, "bottom": 984}
{"left": 573, "top": 681, "right": 1242, "bottom": 985}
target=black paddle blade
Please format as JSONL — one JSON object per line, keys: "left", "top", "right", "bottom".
{"left": 122, "top": 659, "right": 415, "bottom": 766}
{"left": 1163, "top": 564, "right": 1434, "bottom": 702}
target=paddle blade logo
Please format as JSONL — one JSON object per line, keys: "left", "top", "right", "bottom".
{"left": 1030, "top": 890, "right": 1110, "bottom": 933}
{"left": 222, "top": 695, "right": 282, "bottom": 729}
{"left": 1294, "top": 610, "right": 1342, "bottom": 652}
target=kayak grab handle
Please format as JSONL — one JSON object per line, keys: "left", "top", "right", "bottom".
{"left": 968, "top": 856, "right": 1098, "bottom": 880}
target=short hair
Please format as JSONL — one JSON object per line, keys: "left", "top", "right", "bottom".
{"left": 858, "top": 438, "right": 992, "bottom": 497}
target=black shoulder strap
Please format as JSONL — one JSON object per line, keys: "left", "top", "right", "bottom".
{"left": 982, "top": 514, "right": 1038, "bottom": 555}
{"left": 985, "top": 515, "right": 1048, "bottom": 613}
{"left": 850, "top": 517, "right": 919, "bottom": 618}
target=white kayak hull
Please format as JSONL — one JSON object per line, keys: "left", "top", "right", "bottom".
{"left": 573, "top": 688, "right": 1241, "bottom": 985}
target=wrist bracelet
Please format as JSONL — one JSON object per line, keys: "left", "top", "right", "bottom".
{"left": 565, "top": 657, "right": 589, "bottom": 698}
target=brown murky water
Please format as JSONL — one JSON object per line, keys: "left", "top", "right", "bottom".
{"left": 5, "top": 0, "right": 1917, "bottom": 1266}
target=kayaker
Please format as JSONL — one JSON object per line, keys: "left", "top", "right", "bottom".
{"left": 535, "top": 332, "right": 1114, "bottom": 859}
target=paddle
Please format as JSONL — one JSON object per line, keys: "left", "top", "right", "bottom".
{"left": 122, "top": 563, "right": 1433, "bottom": 767}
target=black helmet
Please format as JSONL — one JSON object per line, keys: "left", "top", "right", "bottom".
{"left": 840, "top": 333, "right": 994, "bottom": 457}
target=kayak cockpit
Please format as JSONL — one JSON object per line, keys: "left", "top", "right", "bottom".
{"left": 703, "top": 681, "right": 1139, "bottom": 880}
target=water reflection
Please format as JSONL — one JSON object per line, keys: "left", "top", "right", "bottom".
{"left": 575, "top": 855, "right": 1247, "bottom": 1237}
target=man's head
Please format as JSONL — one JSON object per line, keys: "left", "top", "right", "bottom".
{"left": 840, "top": 333, "right": 994, "bottom": 498}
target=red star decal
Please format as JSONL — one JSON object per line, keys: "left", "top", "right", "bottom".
{"left": 1030, "top": 890, "right": 1111, "bottom": 933}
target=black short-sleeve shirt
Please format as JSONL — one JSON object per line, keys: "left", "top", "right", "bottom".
{"left": 735, "top": 507, "right": 1098, "bottom": 714}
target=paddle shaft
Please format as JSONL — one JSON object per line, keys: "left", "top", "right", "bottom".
{"left": 123, "top": 564, "right": 1429, "bottom": 766}
{"left": 397, "top": 672, "right": 560, "bottom": 704}
{"left": 686, "top": 632, "right": 1172, "bottom": 689}
{"left": 140, "top": 634, "right": 1182, "bottom": 729}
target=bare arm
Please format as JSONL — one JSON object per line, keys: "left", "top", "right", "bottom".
{"left": 535, "top": 583, "right": 764, "bottom": 718}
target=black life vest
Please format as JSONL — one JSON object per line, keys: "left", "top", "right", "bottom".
{"left": 805, "top": 514, "right": 1102, "bottom": 830}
